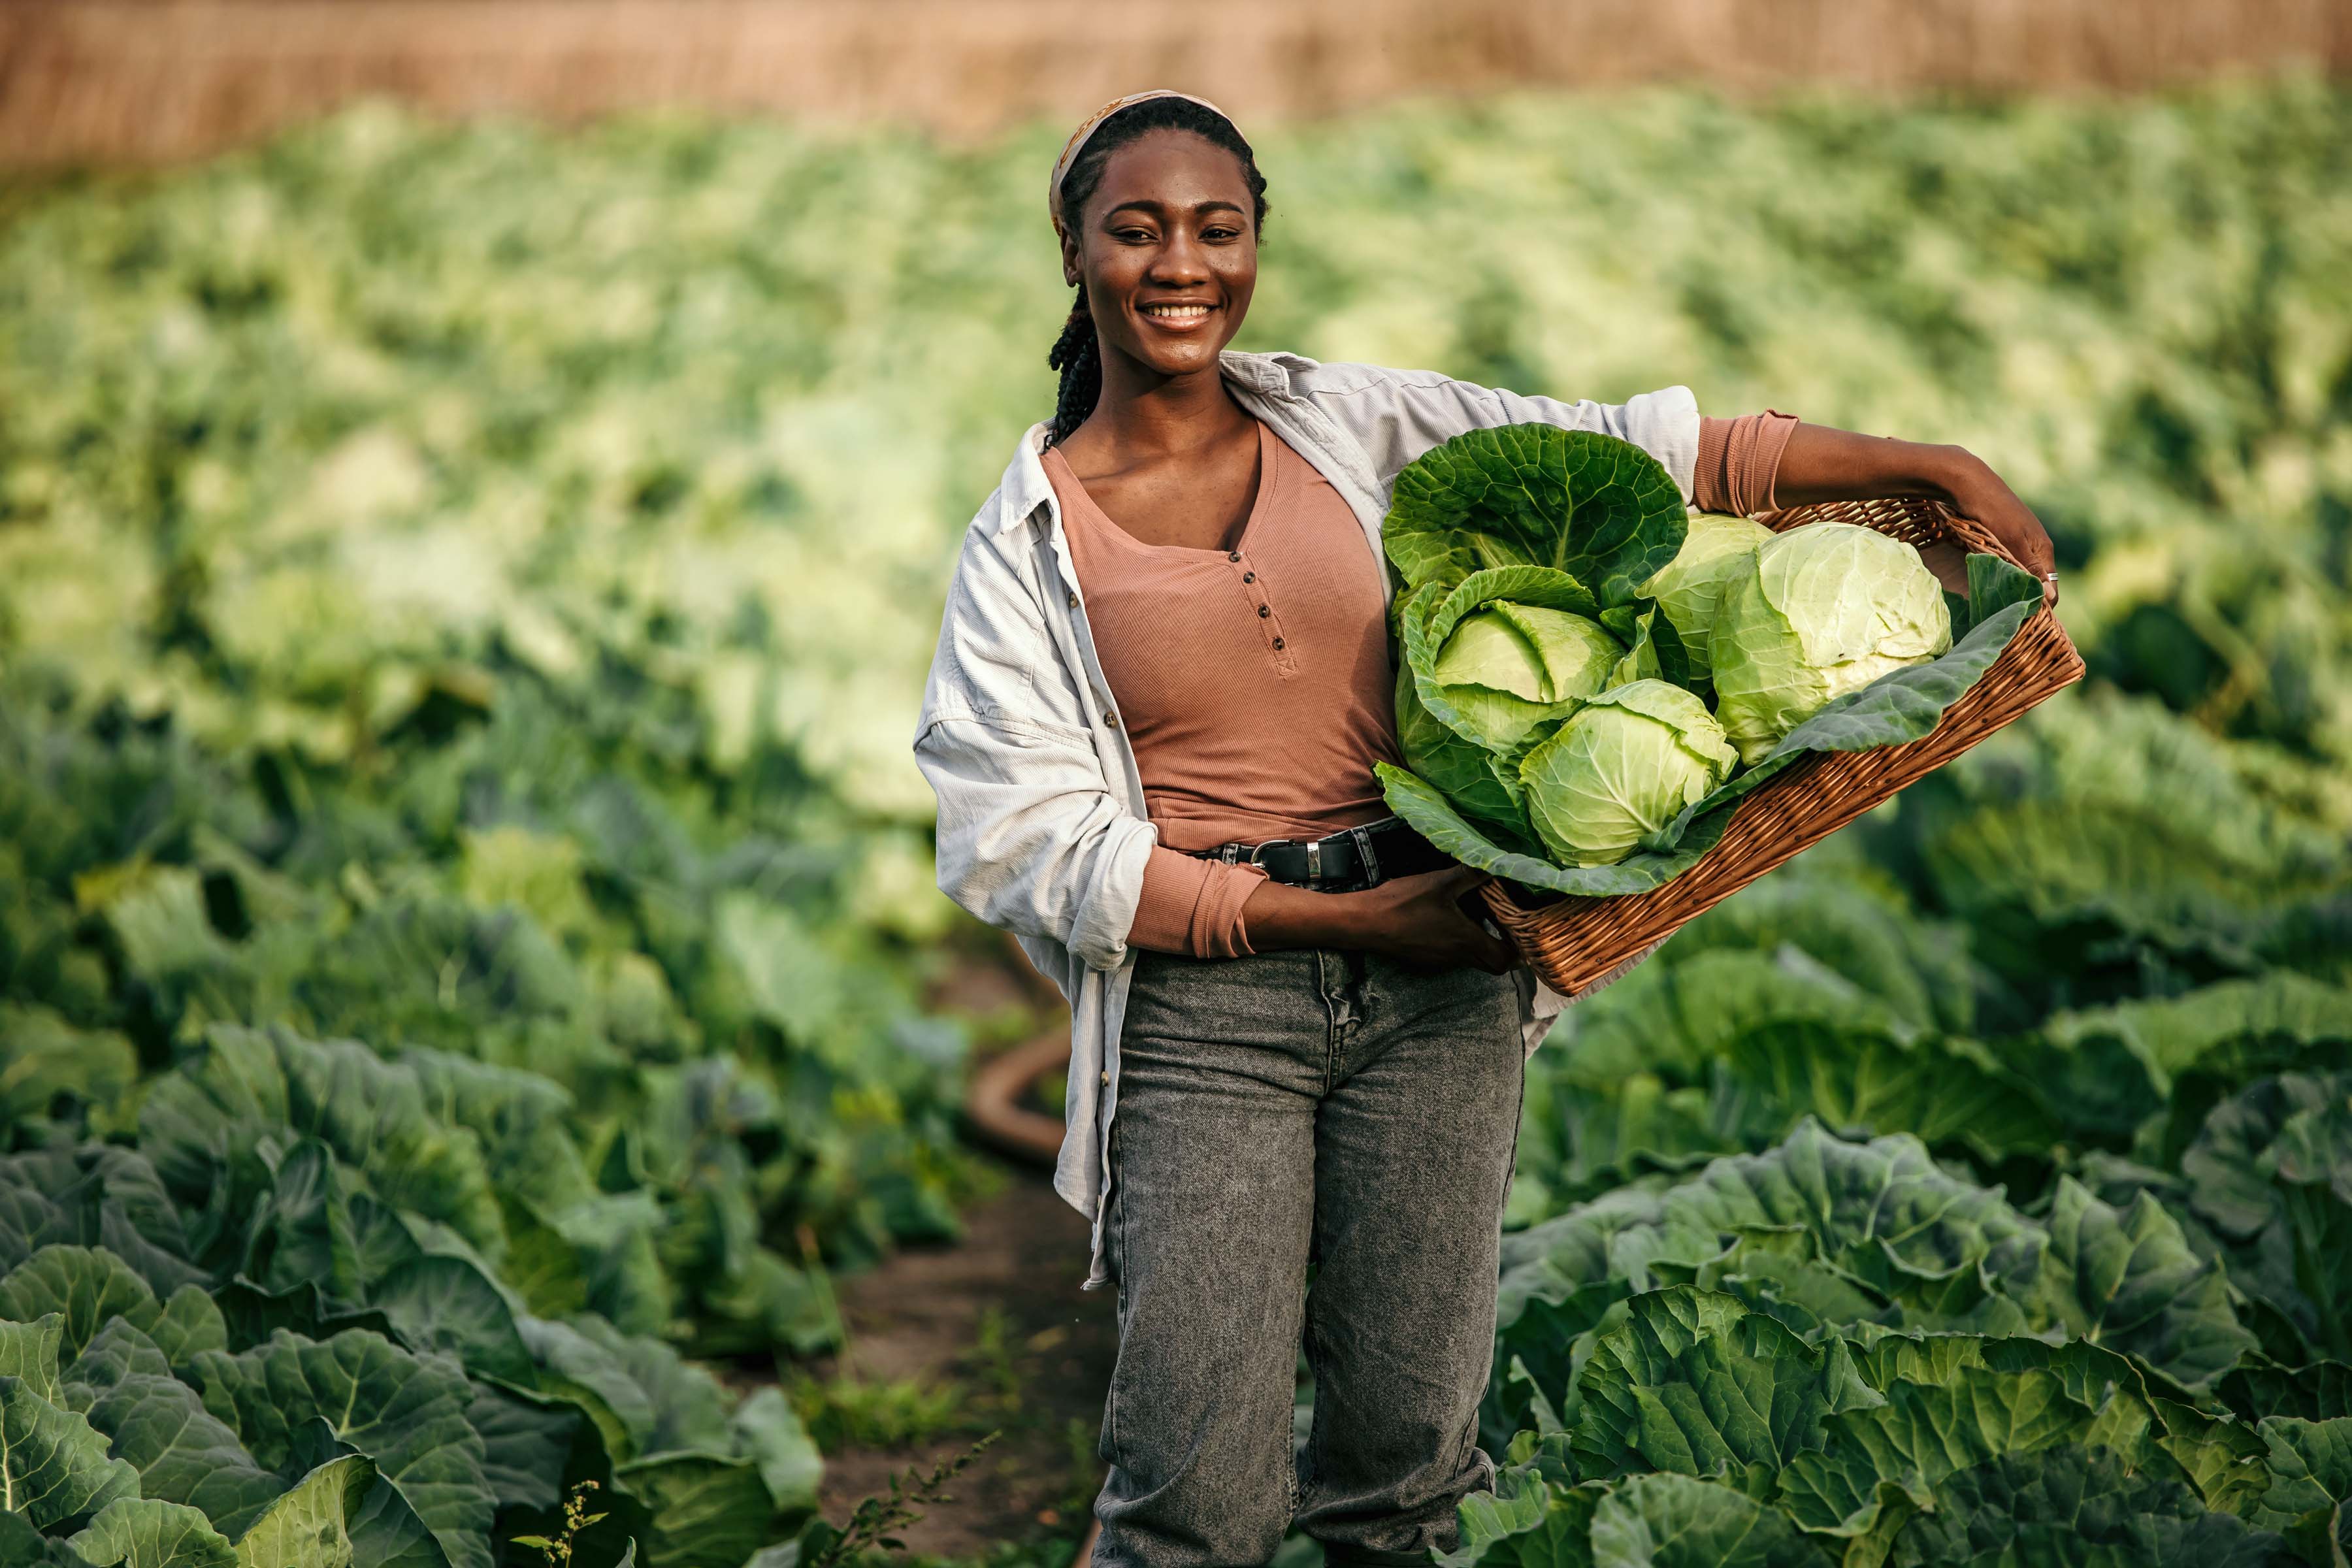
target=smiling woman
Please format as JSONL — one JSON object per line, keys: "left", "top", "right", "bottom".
{"left": 1043, "top": 95, "right": 1266, "bottom": 470}
{"left": 911, "top": 87, "right": 2058, "bottom": 1568}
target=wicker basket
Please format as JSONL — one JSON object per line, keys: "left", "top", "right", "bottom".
{"left": 1480, "top": 496, "right": 2085, "bottom": 997}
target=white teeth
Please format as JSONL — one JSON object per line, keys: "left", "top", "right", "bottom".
{"left": 1144, "top": 304, "right": 1212, "bottom": 319}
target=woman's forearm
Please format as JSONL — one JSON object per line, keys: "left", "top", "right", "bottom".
{"left": 1770, "top": 424, "right": 1977, "bottom": 508}
{"left": 1239, "top": 866, "right": 1520, "bottom": 973}
{"left": 1238, "top": 879, "right": 1384, "bottom": 951}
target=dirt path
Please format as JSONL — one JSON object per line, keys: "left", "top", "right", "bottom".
{"left": 808, "top": 1158, "right": 1119, "bottom": 1555}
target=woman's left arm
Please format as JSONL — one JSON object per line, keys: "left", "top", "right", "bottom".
{"left": 1772, "top": 424, "right": 2061, "bottom": 606}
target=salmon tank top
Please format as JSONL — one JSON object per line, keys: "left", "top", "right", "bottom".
{"left": 1041, "top": 419, "right": 1404, "bottom": 956}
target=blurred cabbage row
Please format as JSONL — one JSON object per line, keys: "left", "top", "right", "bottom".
{"left": 3, "top": 81, "right": 2348, "bottom": 798}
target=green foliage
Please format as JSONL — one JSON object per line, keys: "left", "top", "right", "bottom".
{"left": 1485, "top": 696, "right": 2352, "bottom": 1560}
{"left": 0, "top": 1090, "right": 837, "bottom": 1563}
{"left": 789, "top": 1372, "right": 969, "bottom": 1454}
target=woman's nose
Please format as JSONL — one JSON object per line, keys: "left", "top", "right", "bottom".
{"left": 1149, "top": 231, "right": 1211, "bottom": 283}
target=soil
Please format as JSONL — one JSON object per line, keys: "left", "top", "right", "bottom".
{"left": 808, "top": 1158, "right": 1118, "bottom": 1556}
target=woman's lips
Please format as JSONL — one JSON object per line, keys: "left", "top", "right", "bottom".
{"left": 1137, "top": 302, "right": 1218, "bottom": 331}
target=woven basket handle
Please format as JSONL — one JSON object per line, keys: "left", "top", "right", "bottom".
{"left": 1756, "top": 496, "right": 2015, "bottom": 565}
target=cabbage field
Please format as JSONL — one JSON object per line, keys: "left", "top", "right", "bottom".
{"left": 1, "top": 76, "right": 2349, "bottom": 1566}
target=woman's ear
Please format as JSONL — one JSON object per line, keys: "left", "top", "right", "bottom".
{"left": 1055, "top": 219, "right": 1081, "bottom": 287}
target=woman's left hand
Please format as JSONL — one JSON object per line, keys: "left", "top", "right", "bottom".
{"left": 1940, "top": 449, "right": 2061, "bottom": 608}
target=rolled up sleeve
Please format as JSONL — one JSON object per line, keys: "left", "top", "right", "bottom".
{"left": 1129, "top": 846, "right": 1265, "bottom": 959}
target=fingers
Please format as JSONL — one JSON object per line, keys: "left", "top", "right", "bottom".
{"left": 1454, "top": 899, "right": 1519, "bottom": 973}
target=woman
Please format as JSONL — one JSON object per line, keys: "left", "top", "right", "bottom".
{"left": 913, "top": 90, "right": 2057, "bottom": 1565}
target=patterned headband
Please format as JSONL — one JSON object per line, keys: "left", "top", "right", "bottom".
{"left": 1048, "top": 89, "right": 1235, "bottom": 235}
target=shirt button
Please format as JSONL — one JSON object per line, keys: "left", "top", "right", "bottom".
{"left": 1258, "top": 604, "right": 1271, "bottom": 619}
{"left": 1272, "top": 637, "right": 1285, "bottom": 651}
{"left": 1066, "top": 590, "right": 1078, "bottom": 608}
{"left": 1243, "top": 571, "right": 1255, "bottom": 583}
{"left": 1099, "top": 1071, "right": 1110, "bottom": 1087}
{"left": 1228, "top": 551, "right": 1241, "bottom": 563}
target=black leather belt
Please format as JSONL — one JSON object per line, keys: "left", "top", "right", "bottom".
{"left": 1183, "top": 815, "right": 1454, "bottom": 892}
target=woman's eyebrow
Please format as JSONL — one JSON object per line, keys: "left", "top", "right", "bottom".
{"left": 1102, "top": 198, "right": 1247, "bottom": 218}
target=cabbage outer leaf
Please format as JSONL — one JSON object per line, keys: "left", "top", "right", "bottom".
{"left": 1395, "top": 585, "right": 1545, "bottom": 849}
{"left": 1431, "top": 602, "right": 1627, "bottom": 753}
{"left": 1384, "top": 425, "right": 1689, "bottom": 607}
{"left": 1399, "top": 570, "right": 1623, "bottom": 844}
{"left": 68, "top": 1497, "right": 237, "bottom": 1568}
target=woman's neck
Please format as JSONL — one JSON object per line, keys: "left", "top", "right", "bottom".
{"left": 1072, "top": 351, "right": 1254, "bottom": 468}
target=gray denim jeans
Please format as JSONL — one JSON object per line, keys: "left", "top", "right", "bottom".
{"left": 1090, "top": 945, "right": 1526, "bottom": 1567}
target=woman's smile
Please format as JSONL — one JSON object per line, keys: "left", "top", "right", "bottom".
{"left": 1137, "top": 300, "right": 1219, "bottom": 330}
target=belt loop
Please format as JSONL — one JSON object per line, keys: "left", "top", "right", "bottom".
{"left": 1306, "top": 838, "right": 1322, "bottom": 886}
{"left": 1350, "top": 824, "right": 1380, "bottom": 888}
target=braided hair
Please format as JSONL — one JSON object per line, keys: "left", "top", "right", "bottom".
{"left": 1046, "top": 99, "right": 1271, "bottom": 448}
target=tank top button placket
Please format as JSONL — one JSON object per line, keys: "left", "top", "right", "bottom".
{"left": 1233, "top": 547, "right": 1291, "bottom": 670}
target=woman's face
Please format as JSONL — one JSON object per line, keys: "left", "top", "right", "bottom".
{"left": 1062, "top": 127, "right": 1257, "bottom": 383}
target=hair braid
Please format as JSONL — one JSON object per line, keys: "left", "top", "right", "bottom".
{"left": 1043, "top": 97, "right": 1269, "bottom": 449}
{"left": 1047, "top": 287, "right": 1102, "bottom": 448}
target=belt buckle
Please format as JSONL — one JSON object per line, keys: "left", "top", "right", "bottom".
{"left": 1243, "top": 836, "right": 1322, "bottom": 887}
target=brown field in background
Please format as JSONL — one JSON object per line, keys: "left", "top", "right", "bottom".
{"left": 1, "top": 0, "right": 2347, "bottom": 167}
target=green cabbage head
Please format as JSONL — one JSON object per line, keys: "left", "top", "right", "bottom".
{"left": 1710, "top": 522, "right": 1953, "bottom": 764}
{"left": 1427, "top": 602, "right": 1624, "bottom": 753}
{"left": 1639, "top": 512, "right": 1776, "bottom": 684}
{"left": 1516, "top": 679, "right": 1738, "bottom": 867}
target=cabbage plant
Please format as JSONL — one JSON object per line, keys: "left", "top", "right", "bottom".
{"left": 1710, "top": 521, "right": 1953, "bottom": 764}
{"left": 1639, "top": 512, "right": 1776, "bottom": 685}
{"left": 1518, "top": 681, "right": 1737, "bottom": 866}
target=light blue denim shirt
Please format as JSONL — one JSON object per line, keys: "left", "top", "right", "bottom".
{"left": 913, "top": 349, "right": 1696, "bottom": 1288}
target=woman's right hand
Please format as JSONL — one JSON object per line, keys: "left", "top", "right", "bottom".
{"left": 1351, "top": 864, "right": 1522, "bottom": 974}
{"left": 1237, "top": 863, "right": 1521, "bottom": 972}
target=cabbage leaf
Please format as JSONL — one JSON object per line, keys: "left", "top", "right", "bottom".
{"left": 1384, "top": 425, "right": 1690, "bottom": 607}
